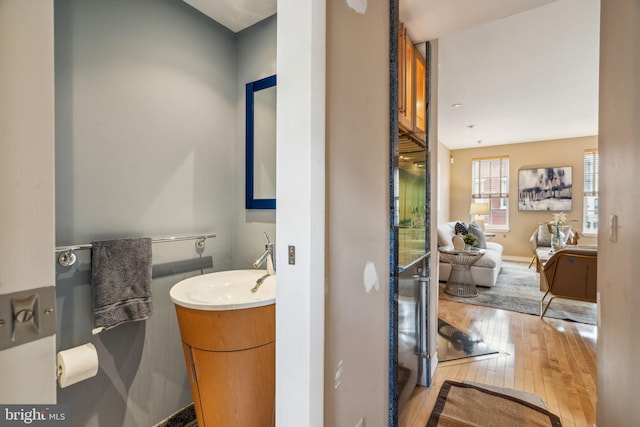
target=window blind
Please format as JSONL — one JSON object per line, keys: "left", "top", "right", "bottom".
{"left": 584, "top": 150, "right": 599, "bottom": 197}
{"left": 471, "top": 156, "right": 509, "bottom": 199}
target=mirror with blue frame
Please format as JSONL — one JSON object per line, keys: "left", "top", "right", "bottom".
{"left": 246, "top": 74, "right": 277, "bottom": 209}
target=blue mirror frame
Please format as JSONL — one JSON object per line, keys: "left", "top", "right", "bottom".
{"left": 246, "top": 74, "right": 277, "bottom": 209}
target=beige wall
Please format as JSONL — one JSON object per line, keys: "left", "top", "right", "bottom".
{"left": 0, "top": 0, "right": 56, "bottom": 403}
{"left": 437, "top": 141, "right": 451, "bottom": 225}
{"left": 325, "top": 0, "right": 389, "bottom": 425}
{"left": 597, "top": 0, "right": 640, "bottom": 425}
{"left": 428, "top": 40, "right": 441, "bottom": 372}
{"left": 447, "top": 136, "right": 598, "bottom": 258}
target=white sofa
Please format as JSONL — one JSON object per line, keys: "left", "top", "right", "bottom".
{"left": 437, "top": 221, "right": 504, "bottom": 287}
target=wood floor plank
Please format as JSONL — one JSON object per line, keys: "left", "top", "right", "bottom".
{"left": 400, "top": 299, "right": 597, "bottom": 427}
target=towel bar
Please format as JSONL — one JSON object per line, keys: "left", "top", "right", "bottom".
{"left": 55, "top": 233, "right": 216, "bottom": 267}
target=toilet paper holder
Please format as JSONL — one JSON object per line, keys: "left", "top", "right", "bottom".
{"left": 56, "top": 343, "right": 99, "bottom": 388}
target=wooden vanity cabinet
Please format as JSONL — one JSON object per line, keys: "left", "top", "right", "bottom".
{"left": 175, "top": 304, "right": 276, "bottom": 426}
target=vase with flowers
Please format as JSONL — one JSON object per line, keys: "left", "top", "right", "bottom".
{"left": 463, "top": 232, "right": 478, "bottom": 250}
{"left": 549, "top": 212, "right": 570, "bottom": 249}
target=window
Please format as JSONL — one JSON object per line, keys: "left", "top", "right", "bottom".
{"left": 471, "top": 156, "right": 509, "bottom": 230}
{"left": 583, "top": 149, "right": 599, "bottom": 234}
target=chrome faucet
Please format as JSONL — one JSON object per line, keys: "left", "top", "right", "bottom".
{"left": 253, "top": 232, "right": 275, "bottom": 274}
{"left": 251, "top": 232, "right": 275, "bottom": 292}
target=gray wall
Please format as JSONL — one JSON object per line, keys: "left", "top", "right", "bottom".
{"left": 54, "top": 1, "right": 276, "bottom": 425}
{"left": 55, "top": 0, "right": 236, "bottom": 260}
{"left": 233, "top": 16, "right": 277, "bottom": 269}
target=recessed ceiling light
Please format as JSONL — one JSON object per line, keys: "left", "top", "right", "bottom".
{"left": 451, "top": 103, "right": 463, "bottom": 108}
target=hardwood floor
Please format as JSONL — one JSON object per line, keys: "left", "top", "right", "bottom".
{"left": 399, "top": 299, "right": 597, "bottom": 427}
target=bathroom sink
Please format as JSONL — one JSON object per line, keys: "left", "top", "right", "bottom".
{"left": 170, "top": 270, "right": 275, "bottom": 311}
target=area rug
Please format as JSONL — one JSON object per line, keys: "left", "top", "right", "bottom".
{"left": 427, "top": 381, "right": 562, "bottom": 427}
{"left": 439, "top": 261, "right": 596, "bottom": 325}
{"left": 437, "top": 319, "right": 499, "bottom": 362}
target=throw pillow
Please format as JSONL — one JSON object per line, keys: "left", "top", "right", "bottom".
{"left": 454, "top": 222, "right": 468, "bottom": 235}
{"left": 468, "top": 221, "right": 487, "bottom": 249}
{"left": 537, "top": 223, "right": 552, "bottom": 247}
{"left": 437, "top": 227, "right": 452, "bottom": 248}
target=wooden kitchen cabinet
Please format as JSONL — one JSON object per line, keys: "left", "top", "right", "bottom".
{"left": 414, "top": 51, "right": 426, "bottom": 140}
{"left": 398, "top": 22, "right": 427, "bottom": 141}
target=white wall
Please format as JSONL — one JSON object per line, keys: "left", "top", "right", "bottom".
{"left": 0, "top": 0, "right": 56, "bottom": 404}
{"left": 597, "top": 0, "right": 640, "bottom": 425}
{"left": 276, "top": 0, "right": 326, "bottom": 424}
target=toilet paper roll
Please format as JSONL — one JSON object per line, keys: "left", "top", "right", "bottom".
{"left": 57, "top": 343, "right": 99, "bottom": 388}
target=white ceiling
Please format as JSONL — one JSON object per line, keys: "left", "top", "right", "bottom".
{"left": 183, "top": 0, "right": 275, "bottom": 33}
{"left": 401, "top": 0, "right": 600, "bottom": 150}
{"left": 400, "top": 0, "right": 557, "bottom": 42}
{"left": 186, "top": 0, "right": 600, "bottom": 151}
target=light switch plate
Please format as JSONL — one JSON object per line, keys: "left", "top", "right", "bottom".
{"left": 0, "top": 287, "right": 56, "bottom": 351}
{"left": 608, "top": 214, "right": 618, "bottom": 242}
{"left": 288, "top": 245, "right": 296, "bottom": 265}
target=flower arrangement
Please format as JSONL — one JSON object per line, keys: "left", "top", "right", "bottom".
{"left": 463, "top": 233, "right": 478, "bottom": 247}
{"left": 550, "top": 212, "right": 568, "bottom": 247}
{"left": 552, "top": 212, "right": 567, "bottom": 227}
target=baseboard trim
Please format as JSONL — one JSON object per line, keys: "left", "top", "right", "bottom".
{"left": 503, "top": 255, "right": 531, "bottom": 263}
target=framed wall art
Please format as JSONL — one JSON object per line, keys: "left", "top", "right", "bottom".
{"left": 518, "top": 166, "right": 572, "bottom": 211}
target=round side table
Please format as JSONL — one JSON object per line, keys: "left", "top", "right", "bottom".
{"left": 438, "top": 247, "right": 486, "bottom": 297}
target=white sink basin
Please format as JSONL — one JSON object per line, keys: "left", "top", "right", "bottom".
{"left": 170, "top": 270, "right": 275, "bottom": 311}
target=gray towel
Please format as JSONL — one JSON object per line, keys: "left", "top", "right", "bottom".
{"left": 91, "top": 238, "right": 153, "bottom": 331}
